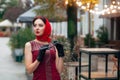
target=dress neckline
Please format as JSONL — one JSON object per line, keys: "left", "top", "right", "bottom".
{"left": 33, "top": 39, "right": 50, "bottom": 45}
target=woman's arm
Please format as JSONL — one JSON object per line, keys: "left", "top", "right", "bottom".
{"left": 55, "top": 49, "right": 64, "bottom": 74}
{"left": 24, "top": 42, "right": 40, "bottom": 74}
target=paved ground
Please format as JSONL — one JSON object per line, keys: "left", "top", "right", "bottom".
{"left": 0, "top": 37, "right": 27, "bottom": 80}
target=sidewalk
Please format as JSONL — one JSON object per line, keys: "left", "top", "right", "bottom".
{"left": 0, "top": 37, "right": 27, "bottom": 80}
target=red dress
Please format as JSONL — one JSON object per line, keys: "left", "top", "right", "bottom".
{"left": 30, "top": 41, "right": 61, "bottom": 80}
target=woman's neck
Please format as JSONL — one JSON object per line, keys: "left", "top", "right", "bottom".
{"left": 34, "top": 39, "right": 49, "bottom": 44}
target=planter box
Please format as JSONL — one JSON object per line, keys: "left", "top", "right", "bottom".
{"left": 13, "top": 48, "right": 23, "bottom": 62}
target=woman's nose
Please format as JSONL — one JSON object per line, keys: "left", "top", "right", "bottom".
{"left": 36, "top": 25, "right": 39, "bottom": 29}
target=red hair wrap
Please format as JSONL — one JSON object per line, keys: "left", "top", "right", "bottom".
{"left": 35, "top": 17, "right": 51, "bottom": 42}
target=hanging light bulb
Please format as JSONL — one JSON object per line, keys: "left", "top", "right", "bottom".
{"left": 65, "top": 0, "right": 100, "bottom": 13}
{"left": 65, "top": 0, "right": 68, "bottom": 5}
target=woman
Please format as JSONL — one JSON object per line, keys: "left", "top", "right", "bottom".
{"left": 24, "top": 16, "right": 64, "bottom": 80}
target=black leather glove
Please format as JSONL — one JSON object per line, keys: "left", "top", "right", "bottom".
{"left": 54, "top": 42, "right": 64, "bottom": 57}
{"left": 37, "top": 44, "right": 49, "bottom": 62}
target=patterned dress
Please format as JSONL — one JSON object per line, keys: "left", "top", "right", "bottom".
{"left": 30, "top": 40, "right": 60, "bottom": 80}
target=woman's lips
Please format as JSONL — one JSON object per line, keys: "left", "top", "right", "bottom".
{"left": 36, "top": 31, "right": 39, "bottom": 34}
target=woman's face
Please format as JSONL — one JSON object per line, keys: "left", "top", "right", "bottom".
{"left": 33, "top": 19, "right": 45, "bottom": 36}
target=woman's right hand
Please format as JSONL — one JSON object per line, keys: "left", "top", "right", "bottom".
{"left": 37, "top": 45, "right": 49, "bottom": 62}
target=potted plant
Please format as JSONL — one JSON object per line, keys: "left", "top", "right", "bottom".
{"left": 84, "top": 33, "right": 95, "bottom": 48}
{"left": 96, "top": 25, "right": 108, "bottom": 46}
{"left": 9, "top": 27, "right": 35, "bottom": 62}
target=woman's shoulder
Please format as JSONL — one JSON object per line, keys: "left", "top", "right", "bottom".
{"left": 25, "top": 41, "right": 31, "bottom": 47}
{"left": 25, "top": 40, "right": 35, "bottom": 47}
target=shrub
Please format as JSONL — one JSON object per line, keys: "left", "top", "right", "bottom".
{"left": 9, "top": 27, "right": 35, "bottom": 49}
{"left": 84, "top": 33, "right": 95, "bottom": 48}
{"left": 96, "top": 26, "right": 108, "bottom": 44}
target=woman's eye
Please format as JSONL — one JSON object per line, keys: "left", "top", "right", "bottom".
{"left": 33, "top": 24, "right": 36, "bottom": 27}
{"left": 33, "top": 24, "right": 44, "bottom": 27}
{"left": 39, "top": 24, "right": 44, "bottom": 27}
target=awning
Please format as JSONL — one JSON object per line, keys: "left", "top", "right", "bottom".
{"left": 0, "top": 19, "right": 13, "bottom": 27}
{"left": 17, "top": 5, "right": 40, "bottom": 23}
{"left": 99, "top": 13, "right": 120, "bottom": 18}
{"left": 17, "top": 5, "right": 67, "bottom": 23}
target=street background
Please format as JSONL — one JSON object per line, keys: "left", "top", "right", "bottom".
{"left": 0, "top": 37, "right": 116, "bottom": 80}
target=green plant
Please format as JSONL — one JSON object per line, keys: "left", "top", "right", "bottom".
{"left": 9, "top": 27, "right": 35, "bottom": 49}
{"left": 84, "top": 33, "right": 95, "bottom": 48}
{"left": 96, "top": 25, "right": 108, "bottom": 44}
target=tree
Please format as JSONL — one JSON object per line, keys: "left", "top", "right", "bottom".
{"left": 34, "top": 0, "right": 66, "bottom": 21}
{"left": 7, "top": 0, "right": 18, "bottom": 7}
{"left": 0, "top": 0, "right": 19, "bottom": 19}
{"left": 3, "top": 7, "right": 25, "bottom": 22}
{"left": 3, "top": 0, "right": 33, "bottom": 22}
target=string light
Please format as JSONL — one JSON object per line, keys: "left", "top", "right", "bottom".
{"left": 65, "top": 0, "right": 99, "bottom": 10}
{"left": 100, "top": 0, "right": 120, "bottom": 17}
{"left": 65, "top": 0, "right": 120, "bottom": 17}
